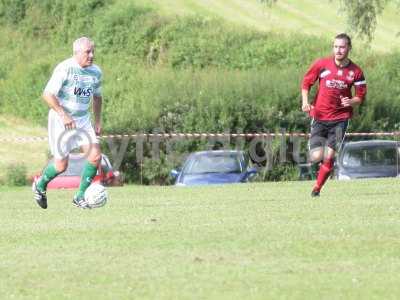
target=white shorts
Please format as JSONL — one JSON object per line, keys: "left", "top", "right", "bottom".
{"left": 48, "top": 109, "right": 98, "bottom": 159}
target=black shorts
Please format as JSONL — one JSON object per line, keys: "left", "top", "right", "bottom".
{"left": 309, "top": 119, "right": 348, "bottom": 151}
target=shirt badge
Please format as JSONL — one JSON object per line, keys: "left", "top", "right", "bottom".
{"left": 346, "top": 70, "right": 355, "bottom": 81}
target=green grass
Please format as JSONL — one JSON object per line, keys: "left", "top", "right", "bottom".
{"left": 146, "top": 0, "right": 400, "bottom": 52}
{"left": 2, "top": 178, "right": 400, "bottom": 299}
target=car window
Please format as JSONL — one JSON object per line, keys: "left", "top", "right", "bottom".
{"left": 184, "top": 154, "right": 242, "bottom": 174}
{"left": 342, "top": 146, "right": 398, "bottom": 167}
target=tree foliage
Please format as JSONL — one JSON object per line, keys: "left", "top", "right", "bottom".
{"left": 339, "top": 0, "right": 387, "bottom": 41}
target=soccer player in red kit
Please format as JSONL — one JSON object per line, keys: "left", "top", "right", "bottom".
{"left": 301, "top": 33, "right": 367, "bottom": 197}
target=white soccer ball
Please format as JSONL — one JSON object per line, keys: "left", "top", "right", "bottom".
{"left": 84, "top": 183, "right": 108, "bottom": 208}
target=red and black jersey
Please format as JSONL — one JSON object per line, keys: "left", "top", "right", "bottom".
{"left": 301, "top": 56, "right": 367, "bottom": 121}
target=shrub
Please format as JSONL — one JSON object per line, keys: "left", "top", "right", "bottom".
{"left": 0, "top": 0, "right": 27, "bottom": 25}
{"left": 5, "top": 163, "right": 27, "bottom": 186}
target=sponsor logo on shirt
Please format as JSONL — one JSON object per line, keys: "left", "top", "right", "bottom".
{"left": 74, "top": 87, "right": 93, "bottom": 97}
{"left": 326, "top": 79, "right": 348, "bottom": 89}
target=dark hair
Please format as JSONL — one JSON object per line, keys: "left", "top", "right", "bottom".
{"left": 335, "top": 33, "right": 352, "bottom": 48}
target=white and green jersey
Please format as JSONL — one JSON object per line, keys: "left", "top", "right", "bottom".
{"left": 44, "top": 57, "right": 102, "bottom": 121}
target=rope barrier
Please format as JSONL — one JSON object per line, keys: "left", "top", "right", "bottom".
{"left": 1, "top": 132, "right": 400, "bottom": 142}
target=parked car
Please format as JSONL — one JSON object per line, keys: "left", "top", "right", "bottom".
{"left": 33, "top": 153, "right": 123, "bottom": 189}
{"left": 170, "top": 150, "right": 258, "bottom": 186}
{"left": 336, "top": 140, "right": 400, "bottom": 180}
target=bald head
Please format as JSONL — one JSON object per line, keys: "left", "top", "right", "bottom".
{"left": 73, "top": 37, "right": 95, "bottom": 67}
{"left": 73, "top": 37, "right": 94, "bottom": 54}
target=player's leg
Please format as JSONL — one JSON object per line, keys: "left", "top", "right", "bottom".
{"left": 312, "top": 120, "right": 348, "bottom": 196}
{"left": 71, "top": 119, "right": 101, "bottom": 206}
{"left": 309, "top": 147, "right": 324, "bottom": 178}
{"left": 36, "top": 158, "right": 68, "bottom": 192}
{"left": 33, "top": 110, "right": 69, "bottom": 209}
{"left": 312, "top": 147, "right": 335, "bottom": 196}
{"left": 73, "top": 143, "right": 101, "bottom": 206}
{"left": 309, "top": 119, "right": 327, "bottom": 181}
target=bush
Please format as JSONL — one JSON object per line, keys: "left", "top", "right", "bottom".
{"left": 5, "top": 163, "right": 27, "bottom": 186}
{"left": 352, "top": 52, "right": 400, "bottom": 132}
{"left": 155, "top": 16, "right": 328, "bottom": 69}
{"left": 0, "top": 0, "right": 107, "bottom": 40}
{"left": 0, "top": 0, "right": 27, "bottom": 25}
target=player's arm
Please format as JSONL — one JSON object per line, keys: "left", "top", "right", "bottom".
{"left": 93, "top": 95, "right": 102, "bottom": 135}
{"left": 301, "top": 89, "right": 312, "bottom": 112}
{"left": 43, "top": 64, "right": 75, "bottom": 129}
{"left": 341, "top": 71, "right": 367, "bottom": 107}
{"left": 92, "top": 69, "right": 103, "bottom": 136}
{"left": 42, "top": 93, "right": 75, "bottom": 130}
{"left": 301, "top": 59, "right": 321, "bottom": 112}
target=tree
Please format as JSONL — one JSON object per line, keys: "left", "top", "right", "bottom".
{"left": 260, "top": 0, "right": 399, "bottom": 41}
{"left": 340, "top": 0, "right": 387, "bottom": 41}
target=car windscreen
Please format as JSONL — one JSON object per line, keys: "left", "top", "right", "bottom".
{"left": 184, "top": 154, "right": 243, "bottom": 174}
{"left": 341, "top": 146, "right": 398, "bottom": 168}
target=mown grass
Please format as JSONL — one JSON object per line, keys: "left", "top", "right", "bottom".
{"left": 147, "top": 0, "right": 400, "bottom": 52}
{"left": 1, "top": 178, "right": 400, "bottom": 299}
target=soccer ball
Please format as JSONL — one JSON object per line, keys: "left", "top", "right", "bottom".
{"left": 84, "top": 183, "right": 108, "bottom": 208}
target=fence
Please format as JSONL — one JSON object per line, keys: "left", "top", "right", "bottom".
{"left": 2, "top": 132, "right": 400, "bottom": 143}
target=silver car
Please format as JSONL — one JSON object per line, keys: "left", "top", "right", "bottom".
{"left": 336, "top": 140, "right": 400, "bottom": 180}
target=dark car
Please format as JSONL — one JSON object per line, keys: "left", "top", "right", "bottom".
{"left": 170, "top": 150, "right": 258, "bottom": 186}
{"left": 33, "top": 153, "right": 123, "bottom": 189}
{"left": 336, "top": 140, "right": 400, "bottom": 180}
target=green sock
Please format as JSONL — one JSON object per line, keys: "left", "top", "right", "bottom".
{"left": 75, "top": 162, "right": 98, "bottom": 199}
{"left": 37, "top": 163, "right": 59, "bottom": 192}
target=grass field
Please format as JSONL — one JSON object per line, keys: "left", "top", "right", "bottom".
{"left": 2, "top": 179, "right": 400, "bottom": 299}
{"left": 146, "top": 0, "right": 400, "bottom": 52}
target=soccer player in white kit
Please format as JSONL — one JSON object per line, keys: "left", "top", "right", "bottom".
{"left": 32, "top": 37, "right": 103, "bottom": 209}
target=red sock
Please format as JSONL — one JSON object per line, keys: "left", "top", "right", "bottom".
{"left": 314, "top": 158, "right": 334, "bottom": 191}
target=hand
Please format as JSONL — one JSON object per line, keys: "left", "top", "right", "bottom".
{"left": 341, "top": 97, "right": 354, "bottom": 107}
{"left": 95, "top": 121, "right": 102, "bottom": 136}
{"left": 60, "top": 113, "right": 76, "bottom": 130}
{"left": 302, "top": 103, "right": 313, "bottom": 112}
